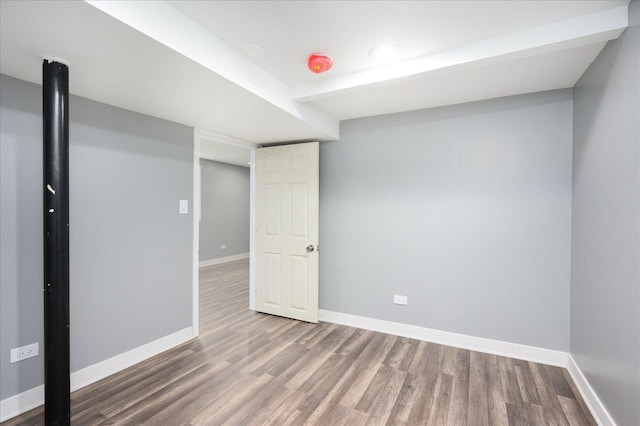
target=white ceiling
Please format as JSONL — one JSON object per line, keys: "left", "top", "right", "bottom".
{"left": 0, "top": 0, "right": 630, "bottom": 155}
{"left": 168, "top": 0, "right": 625, "bottom": 87}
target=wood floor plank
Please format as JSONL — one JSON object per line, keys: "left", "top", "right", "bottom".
{"left": 514, "top": 360, "right": 542, "bottom": 405}
{"left": 545, "top": 364, "right": 576, "bottom": 399}
{"left": 312, "top": 324, "right": 359, "bottom": 354}
{"left": 96, "top": 361, "right": 226, "bottom": 424}
{"left": 71, "top": 408, "right": 107, "bottom": 425}
{"left": 297, "top": 354, "right": 356, "bottom": 418}
{"left": 308, "top": 361, "right": 369, "bottom": 422}
{"left": 262, "top": 391, "right": 309, "bottom": 426}
{"left": 281, "top": 345, "right": 336, "bottom": 391}
{"left": 426, "top": 372, "right": 454, "bottom": 425}
{"left": 338, "top": 355, "right": 388, "bottom": 409}
{"left": 499, "top": 356, "right": 524, "bottom": 407}
{"left": 250, "top": 342, "right": 309, "bottom": 377}
{"left": 355, "top": 365, "right": 401, "bottom": 413}
{"left": 467, "top": 351, "right": 490, "bottom": 425}
{"left": 335, "top": 328, "right": 375, "bottom": 360}
{"left": 558, "top": 395, "right": 596, "bottom": 426}
{"left": 528, "top": 360, "right": 566, "bottom": 414}
{"left": 269, "top": 320, "right": 317, "bottom": 343}
{"left": 180, "top": 372, "right": 273, "bottom": 425}
{"left": 406, "top": 342, "right": 446, "bottom": 424}
{"left": 486, "top": 354, "right": 510, "bottom": 425}
{"left": 505, "top": 402, "right": 527, "bottom": 426}
{"left": 441, "top": 346, "right": 470, "bottom": 425}
{"left": 385, "top": 373, "right": 420, "bottom": 425}
{"left": 383, "top": 337, "right": 412, "bottom": 369}
{"left": 81, "top": 349, "right": 204, "bottom": 418}
{"left": 1, "top": 258, "right": 598, "bottom": 426}
{"left": 304, "top": 360, "right": 364, "bottom": 423}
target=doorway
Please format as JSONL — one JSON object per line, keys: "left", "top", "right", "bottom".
{"left": 192, "top": 129, "right": 257, "bottom": 336}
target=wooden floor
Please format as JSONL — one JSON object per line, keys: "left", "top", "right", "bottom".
{"left": 4, "top": 258, "right": 595, "bottom": 425}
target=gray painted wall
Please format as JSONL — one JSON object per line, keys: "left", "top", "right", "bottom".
{"left": 320, "top": 90, "right": 573, "bottom": 351}
{"left": 571, "top": 1, "right": 640, "bottom": 424}
{"left": 199, "top": 159, "right": 250, "bottom": 260}
{"left": 0, "top": 75, "right": 193, "bottom": 400}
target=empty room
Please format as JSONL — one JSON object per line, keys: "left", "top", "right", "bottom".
{"left": 0, "top": 1, "right": 638, "bottom": 425}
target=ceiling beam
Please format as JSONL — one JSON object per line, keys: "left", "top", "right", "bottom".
{"left": 292, "top": 5, "right": 628, "bottom": 103}
{"left": 85, "top": 0, "right": 339, "bottom": 140}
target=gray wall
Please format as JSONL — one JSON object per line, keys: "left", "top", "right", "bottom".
{"left": 320, "top": 90, "right": 573, "bottom": 351}
{"left": 0, "top": 75, "right": 193, "bottom": 400}
{"left": 571, "top": 1, "right": 640, "bottom": 424}
{"left": 199, "top": 159, "right": 249, "bottom": 260}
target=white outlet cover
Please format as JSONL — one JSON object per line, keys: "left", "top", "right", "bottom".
{"left": 10, "top": 342, "right": 39, "bottom": 363}
{"left": 393, "top": 295, "right": 408, "bottom": 305}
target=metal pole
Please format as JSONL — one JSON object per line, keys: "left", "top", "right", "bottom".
{"left": 42, "top": 59, "right": 70, "bottom": 426}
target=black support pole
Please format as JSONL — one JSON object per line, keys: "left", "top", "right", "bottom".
{"left": 43, "top": 59, "right": 71, "bottom": 426}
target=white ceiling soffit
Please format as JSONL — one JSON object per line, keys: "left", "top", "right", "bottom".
{"left": 310, "top": 43, "right": 606, "bottom": 120}
{"left": 198, "top": 129, "right": 255, "bottom": 167}
{"left": 293, "top": 5, "right": 628, "bottom": 104}
{"left": 85, "top": 0, "right": 338, "bottom": 141}
{"left": 0, "top": 1, "right": 630, "bottom": 144}
{"left": 0, "top": 1, "right": 338, "bottom": 144}
{"left": 88, "top": 0, "right": 628, "bottom": 125}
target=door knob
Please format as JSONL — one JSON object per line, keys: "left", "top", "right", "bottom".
{"left": 306, "top": 244, "right": 315, "bottom": 253}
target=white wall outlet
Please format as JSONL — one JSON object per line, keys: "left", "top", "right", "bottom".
{"left": 179, "top": 199, "right": 188, "bottom": 214}
{"left": 394, "top": 295, "right": 408, "bottom": 305}
{"left": 221, "top": 244, "right": 227, "bottom": 250}
{"left": 10, "top": 342, "right": 39, "bottom": 363}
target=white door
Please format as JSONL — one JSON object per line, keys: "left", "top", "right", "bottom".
{"left": 256, "top": 142, "right": 319, "bottom": 323}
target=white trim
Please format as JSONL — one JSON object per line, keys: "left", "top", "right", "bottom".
{"left": 0, "top": 385, "right": 43, "bottom": 423}
{"left": 199, "top": 252, "right": 250, "bottom": 268}
{"left": 196, "top": 128, "right": 258, "bottom": 150}
{"left": 567, "top": 355, "right": 616, "bottom": 426}
{"left": 249, "top": 149, "right": 256, "bottom": 311}
{"left": 0, "top": 327, "right": 193, "bottom": 422}
{"left": 70, "top": 327, "right": 193, "bottom": 391}
{"left": 319, "top": 310, "right": 568, "bottom": 367}
{"left": 192, "top": 130, "right": 200, "bottom": 337}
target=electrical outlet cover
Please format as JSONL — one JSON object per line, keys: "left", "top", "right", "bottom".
{"left": 393, "top": 295, "right": 408, "bottom": 305}
{"left": 10, "top": 342, "right": 39, "bottom": 363}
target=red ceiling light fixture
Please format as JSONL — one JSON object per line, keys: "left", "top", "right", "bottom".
{"left": 307, "top": 53, "right": 333, "bottom": 74}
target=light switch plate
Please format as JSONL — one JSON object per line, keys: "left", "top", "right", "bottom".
{"left": 179, "top": 200, "right": 188, "bottom": 214}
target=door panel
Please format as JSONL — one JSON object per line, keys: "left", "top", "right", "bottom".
{"left": 256, "top": 142, "right": 319, "bottom": 323}
{"left": 265, "top": 184, "right": 281, "bottom": 235}
{"left": 264, "top": 253, "right": 281, "bottom": 306}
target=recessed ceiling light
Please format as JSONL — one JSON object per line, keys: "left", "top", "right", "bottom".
{"left": 244, "top": 45, "right": 265, "bottom": 59}
{"left": 369, "top": 43, "right": 398, "bottom": 62}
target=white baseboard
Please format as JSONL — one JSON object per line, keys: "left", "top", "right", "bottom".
{"left": 199, "top": 252, "right": 249, "bottom": 267}
{"left": 0, "top": 326, "right": 194, "bottom": 423}
{"left": 0, "top": 385, "right": 44, "bottom": 423}
{"left": 567, "top": 355, "right": 616, "bottom": 426}
{"left": 319, "top": 310, "right": 568, "bottom": 367}
{"left": 70, "top": 327, "right": 194, "bottom": 391}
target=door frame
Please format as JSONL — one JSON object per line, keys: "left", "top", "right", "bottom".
{"left": 192, "top": 130, "right": 200, "bottom": 337}
{"left": 192, "top": 128, "right": 257, "bottom": 337}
